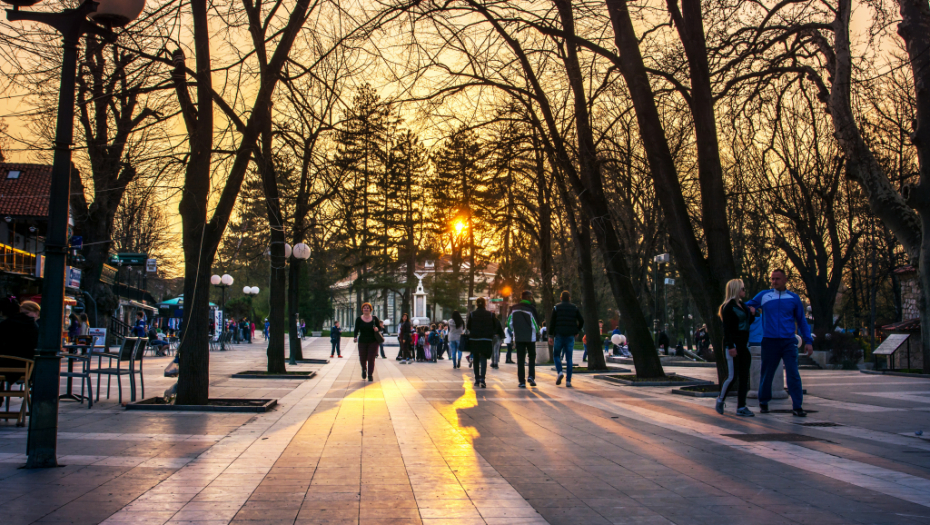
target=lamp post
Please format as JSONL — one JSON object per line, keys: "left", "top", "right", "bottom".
{"left": 288, "top": 242, "right": 310, "bottom": 365}
{"left": 243, "top": 286, "right": 259, "bottom": 342}
{"left": 6, "top": 0, "right": 144, "bottom": 469}
{"left": 652, "top": 253, "right": 669, "bottom": 346}
{"left": 211, "top": 274, "right": 233, "bottom": 351}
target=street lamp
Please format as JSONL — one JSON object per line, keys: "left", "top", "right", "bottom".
{"left": 212, "top": 274, "right": 233, "bottom": 351}
{"left": 6, "top": 0, "right": 145, "bottom": 469}
{"left": 244, "top": 286, "right": 259, "bottom": 342}
{"left": 289, "top": 242, "right": 310, "bottom": 364}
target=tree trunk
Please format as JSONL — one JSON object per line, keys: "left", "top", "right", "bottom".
{"left": 176, "top": 246, "right": 212, "bottom": 405}
{"left": 555, "top": 0, "right": 663, "bottom": 377}
{"left": 536, "top": 148, "right": 555, "bottom": 318}
{"left": 577, "top": 213, "right": 606, "bottom": 370}
{"left": 288, "top": 260, "right": 303, "bottom": 361}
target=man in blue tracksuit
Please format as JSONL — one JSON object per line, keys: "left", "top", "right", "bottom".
{"left": 745, "top": 269, "right": 814, "bottom": 417}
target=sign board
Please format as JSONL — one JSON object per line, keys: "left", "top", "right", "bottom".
{"left": 654, "top": 253, "right": 670, "bottom": 263}
{"left": 874, "top": 333, "right": 909, "bottom": 356}
{"left": 213, "top": 308, "right": 223, "bottom": 341}
{"left": 664, "top": 278, "right": 676, "bottom": 285}
{"left": 108, "top": 253, "right": 148, "bottom": 266}
{"left": 87, "top": 328, "right": 107, "bottom": 350}
{"left": 146, "top": 259, "right": 157, "bottom": 273}
{"left": 67, "top": 267, "right": 81, "bottom": 288}
{"left": 69, "top": 235, "right": 82, "bottom": 250}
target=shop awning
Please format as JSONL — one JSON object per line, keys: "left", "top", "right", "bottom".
{"left": 21, "top": 294, "right": 77, "bottom": 306}
{"left": 129, "top": 300, "right": 158, "bottom": 313}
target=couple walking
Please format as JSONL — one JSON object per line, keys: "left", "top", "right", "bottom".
{"left": 717, "top": 269, "right": 813, "bottom": 417}
{"left": 505, "top": 289, "right": 584, "bottom": 388}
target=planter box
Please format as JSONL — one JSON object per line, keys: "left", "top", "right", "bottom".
{"left": 232, "top": 370, "right": 317, "bottom": 379}
{"left": 607, "top": 356, "right": 716, "bottom": 368}
{"left": 311, "top": 331, "right": 322, "bottom": 337}
{"left": 595, "top": 373, "right": 711, "bottom": 387}
{"left": 861, "top": 369, "right": 930, "bottom": 379}
{"left": 127, "top": 398, "right": 277, "bottom": 412}
{"left": 293, "top": 358, "right": 330, "bottom": 364}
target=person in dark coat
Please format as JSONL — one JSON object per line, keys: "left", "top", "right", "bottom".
{"left": 548, "top": 290, "right": 585, "bottom": 387}
{"left": 398, "top": 313, "right": 413, "bottom": 364}
{"left": 466, "top": 298, "right": 504, "bottom": 389}
{"left": 330, "top": 320, "right": 342, "bottom": 358}
{"left": 0, "top": 300, "right": 39, "bottom": 384}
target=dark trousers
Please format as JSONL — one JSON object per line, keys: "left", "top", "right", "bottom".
{"left": 759, "top": 337, "right": 804, "bottom": 409}
{"left": 400, "top": 340, "right": 413, "bottom": 360}
{"left": 506, "top": 343, "right": 513, "bottom": 362}
{"left": 516, "top": 342, "right": 536, "bottom": 383}
{"left": 719, "top": 333, "right": 750, "bottom": 407}
{"left": 331, "top": 339, "right": 341, "bottom": 356}
{"left": 358, "top": 342, "right": 379, "bottom": 378}
{"left": 379, "top": 343, "right": 386, "bottom": 358}
{"left": 474, "top": 354, "right": 487, "bottom": 382}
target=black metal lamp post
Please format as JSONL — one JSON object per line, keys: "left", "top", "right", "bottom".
{"left": 211, "top": 274, "right": 233, "bottom": 351}
{"left": 5, "top": 0, "right": 144, "bottom": 469}
{"left": 243, "top": 286, "right": 259, "bottom": 343}
{"left": 288, "top": 243, "right": 310, "bottom": 365}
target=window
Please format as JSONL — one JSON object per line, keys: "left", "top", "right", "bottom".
{"left": 6, "top": 170, "right": 20, "bottom": 179}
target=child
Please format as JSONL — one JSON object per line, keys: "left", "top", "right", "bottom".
{"left": 428, "top": 324, "right": 441, "bottom": 362}
{"left": 416, "top": 326, "right": 426, "bottom": 362}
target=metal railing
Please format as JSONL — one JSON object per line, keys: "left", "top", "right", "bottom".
{"left": 0, "top": 242, "right": 36, "bottom": 276}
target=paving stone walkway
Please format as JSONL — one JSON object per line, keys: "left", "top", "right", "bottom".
{"left": 2, "top": 338, "right": 930, "bottom": 524}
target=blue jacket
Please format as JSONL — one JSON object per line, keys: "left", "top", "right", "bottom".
{"left": 748, "top": 315, "right": 763, "bottom": 346}
{"left": 330, "top": 326, "right": 341, "bottom": 341}
{"left": 745, "top": 289, "right": 813, "bottom": 344}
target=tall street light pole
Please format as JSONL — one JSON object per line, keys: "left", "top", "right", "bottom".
{"left": 243, "top": 286, "right": 259, "bottom": 342}
{"left": 289, "top": 243, "right": 311, "bottom": 365}
{"left": 5, "top": 0, "right": 144, "bottom": 469}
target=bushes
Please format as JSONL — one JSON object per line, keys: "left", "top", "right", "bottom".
{"left": 814, "top": 329, "right": 863, "bottom": 369}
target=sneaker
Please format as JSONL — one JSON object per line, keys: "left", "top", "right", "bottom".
{"left": 519, "top": 383, "right": 526, "bottom": 388}
{"left": 715, "top": 398, "right": 725, "bottom": 415}
{"left": 736, "top": 407, "right": 755, "bottom": 417}
{"left": 368, "top": 376, "right": 373, "bottom": 382}
{"left": 566, "top": 382, "right": 572, "bottom": 388}
{"left": 792, "top": 408, "right": 807, "bottom": 417}
{"left": 480, "top": 382, "right": 486, "bottom": 388}
{"left": 528, "top": 379, "right": 536, "bottom": 387}
{"left": 556, "top": 372, "right": 564, "bottom": 386}
{"left": 506, "top": 360, "right": 514, "bottom": 364}
{"left": 338, "top": 355, "right": 343, "bottom": 358}
{"left": 330, "top": 354, "right": 335, "bottom": 358}
{"left": 759, "top": 404, "right": 769, "bottom": 414}
{"left": 361, "top": 369, "right": 366, "bottom": 378}
{"left": 491, "top": 364, "right": 499, "bottom": 369}
{"left": 474, "top": 380, "right": 479, "bottom": 386}
{"left": 468, "top": 361, "right": 473, "bottom": 368}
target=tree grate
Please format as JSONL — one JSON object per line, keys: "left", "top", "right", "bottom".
{"left": 799, "top": 422, "right": 842, "bottom": 427}
{"left": 767, "top": 409, "right": 819, "bottom": 414}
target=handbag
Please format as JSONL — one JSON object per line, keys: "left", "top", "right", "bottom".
{"left": 459, "top": 333, "right": 470, "bottom": 354}
{"left": 373, "top": 317, "right": 385, "bottom": 344}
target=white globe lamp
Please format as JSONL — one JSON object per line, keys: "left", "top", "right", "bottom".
{"left": 210, "top": 275, "right": 221, "bottom": 285}
{"left": 293, "top": 242, "right": 311, "bottom": 260}
{"left": 221, "top": 274, "right": 234, "bottom": 286}
{"left": 90, "top": 0, "right": 146, "bottom": 26}
{"left": 284, "top": 243, "right": 292, "bottom": 259}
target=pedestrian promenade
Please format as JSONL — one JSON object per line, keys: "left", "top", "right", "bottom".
{"left": 2, "top": 338, "right": 930, "bottom": 524}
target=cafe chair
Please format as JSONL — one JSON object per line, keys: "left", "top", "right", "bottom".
{"left": 0, "top": 357, "right": 33, "bottom": 426}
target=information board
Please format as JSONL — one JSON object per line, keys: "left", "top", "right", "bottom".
{"left": 874, "top": 333, "right": 909, "bottom": 356}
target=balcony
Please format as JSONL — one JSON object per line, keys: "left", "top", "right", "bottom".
{"left": 0, "top": 241, "right": 36, "bottom": 277}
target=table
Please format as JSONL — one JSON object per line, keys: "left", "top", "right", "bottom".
{"left": 59, "top": 343, "right": 104, "bottom": 408}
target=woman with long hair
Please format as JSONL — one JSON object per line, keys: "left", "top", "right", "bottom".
{"left": 398, "top": 313, "right": 413, "bottom": 364}
{"left": 716, "top": 279, "right": 754, "bottom": 417}
{"left": 353, "top": 303, "right": 381, "bottom": 381}
{"left": 448, "top": 310, "right": 465, "bottom": 368}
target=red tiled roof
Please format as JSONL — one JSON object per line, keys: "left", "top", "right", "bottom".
{"left": 0, "top": 163, "right": 52, "bottom": 218}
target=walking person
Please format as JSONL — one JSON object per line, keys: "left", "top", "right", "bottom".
{"left": 548, "top": 290, "right": 584, "bottom": 387}
{"left": 508, "top": 290, "right": 541, "bottom": 388}
{"left": 466, "top": 297, "right": 504, "bottom": 389}
{"left": 745, "top": 269, "right": 814, "bottom": 417}
{"left": 378, "top": 319, "right": 387, "bottom": 358}
{"left": 353, "top": 303, "right": 382, "bottom": 382}
{"left": 504, "top": 326, "right": 513, "bottom": 363}
{"left": 398, "top": 313, "right": 413, "bottom": 364}
{"left": 448, "top": 311, "right": 465, "bottom": 368}
{"left": 716, "top": 279, "right": 754, "bottom": 417}
{"left": 330, "top": 320, "right": 343, "bottom": 358}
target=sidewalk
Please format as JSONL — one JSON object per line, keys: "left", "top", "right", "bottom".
{"left": 2, "top": 340, "right": 930, "bottom": 524}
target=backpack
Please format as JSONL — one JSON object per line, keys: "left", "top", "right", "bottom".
{"left": 429, "top": 330, "right": 440, "bottom": 347}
